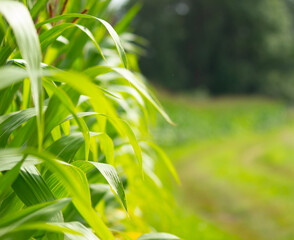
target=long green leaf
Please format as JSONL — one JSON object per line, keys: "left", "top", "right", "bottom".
{"left": 0, "top": 198, "right": 70, "bottom": 238}
{"left": 12, "top": 165, "right": 57, "bottom": 206}
{"left": 0, "top": 66, "right": 28, "bottom": 90}
{"left": 43, "top": 79, "right": 90, "bottom": 160}
{"left": 84, "top": 66, "right": 174, "bottom": 124}
{"left": 0, "top": 149, "right": 40, "bottom": 172}
{"left": 10, "top": 222, "right": 81, "bottom": 236}
{"left": 0, "top": 158, "right": 24, "bottom": 201}
{"left": 0, "top": 148, "right": 113, "bottom": 239}
{"left": 73, "top": 160, "right": 127, "bottom": 213}
{"left": 137, "top": 233, "right": 180, "bottom": 240}
{"left": 36, "top": 13, "right": 128, "bottom": 68}
{"left": 24, "top": 149, "right": 115, "bottom": 240}
{"left": 46, "top": 133, "right": 85, "bottom": 162}
{"left": 40, "top": 23, "right": 106, "bottom": 63}
{"left": 0, "top": 1, "right": 43, "bottom": 149}
{"left": 0, "top": 108, "right": 38, "bottom": 147}
{"left": 61, "top": 221, "right": 100, "bottom": 240}
{"left": 64, "top": 111, "right": 142, "bottom": 173}
{"left": 49, "top": 71, "right": 142, "bottom": 170}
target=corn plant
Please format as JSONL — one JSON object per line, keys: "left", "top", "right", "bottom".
{"left": 0, "top": 1, "right": 179, "bottom": 239}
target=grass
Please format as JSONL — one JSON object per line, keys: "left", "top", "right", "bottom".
{"left": 152, "top": 92, "right": 294, "bottom": 240}
{"left": 153, "top": 92, "right": 288, "bottom": 148}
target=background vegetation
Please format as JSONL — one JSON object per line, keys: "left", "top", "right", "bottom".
{"left": 153, "top": 94, "right": 294, "bottom": 240}
{"left": 121, "top": 1, "right": 294, "bottom": 239}
{"left": 129, "top": 0, "right": 294, "bottom": 99}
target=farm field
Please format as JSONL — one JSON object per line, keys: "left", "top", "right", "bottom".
{"left": 1, "top": 1, "right": 294, "bottom": 239}
{"left": 152, "top": 93, "right": 294, "bottom": 240}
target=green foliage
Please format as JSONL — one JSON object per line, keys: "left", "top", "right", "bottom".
{"left": 0, "top": 1, "right": 179, "bottom": 239}
{"left": 154, "top": 94, "right": 288, "bottom": 148}
{"left": 130, "top": 0, "right": 294, "bottom": 98}
{"left": 154, "top": 93, "right": 294, "bottom": 239}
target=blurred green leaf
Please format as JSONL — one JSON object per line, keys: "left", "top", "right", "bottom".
{"left": 137, "top": 233, "right": 180, "bottom": 240}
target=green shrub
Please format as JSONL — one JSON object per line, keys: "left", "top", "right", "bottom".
{"left": 0, "top": 1, "right": 179, "bottom": 239}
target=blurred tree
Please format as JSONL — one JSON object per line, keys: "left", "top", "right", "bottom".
{"left": 129, "top": 0, "right": 294, "bottom": 98}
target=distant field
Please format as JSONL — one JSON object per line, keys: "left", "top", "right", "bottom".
{"left": 152, "top": 93, "right": 294, "bottom": 240}
{"left": 153, "top": 93, "right": 289, "bottom": 148}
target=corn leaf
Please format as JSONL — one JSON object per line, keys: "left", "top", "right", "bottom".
{"left": 0, "top": 1, "right": 43, "bottom": 149}
{"left": 40, "top": 23, "right": 106, "bottom": 62}
{"left": 84, "top": 66, "right": 174, "bottom": 124}
{"left": 73, "top": 160, "right": 127, "bottom": 213}
{"left": 36, "top": 13, "right": 128, "bottom": 68}
{"left": 0, "top": 66, "right": 28, "bottom": 90}
{"left": 0, "top": 158, "right": 24, "bottom": 201}
{"left": 137, "top": 233, "right": 180, "bottom": 240}
{"left": 24, "top": 149, "right": 115, "bottom": 240}
{"left": 0, "top": 198, "right": 70, "bottom": 238}
{"left": 0, "top": 108, "right": 38, "bottom": 147}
